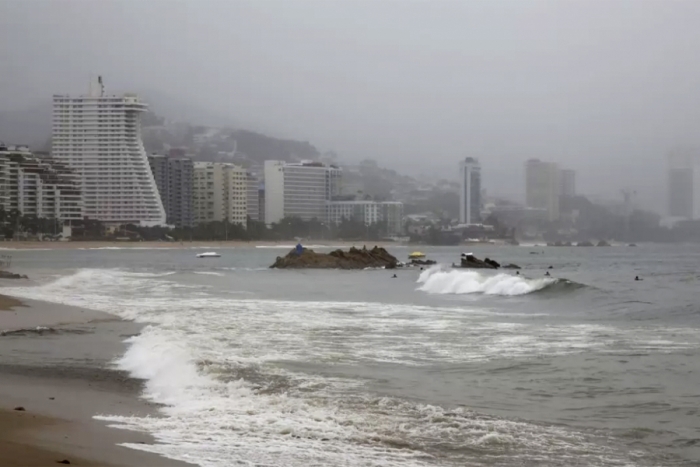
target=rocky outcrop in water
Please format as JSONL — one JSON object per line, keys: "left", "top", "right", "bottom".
{"left": 0, "top": 270, "right": 28, "bottom": 279}
{"left": 452, "top": 254, "right": 520, "bottom": 270}
{"left": 270, "top": 246, "right": 399, "bottom": 269}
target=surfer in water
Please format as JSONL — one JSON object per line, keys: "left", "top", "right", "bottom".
{"left": 392, "top": 274, "right": 397, "bottom": 278}
{"left": 545, "top": 271, "right": 551, "bottom": 277}
{"left": 635, "top": 275, "right": 641, "bottom": 281}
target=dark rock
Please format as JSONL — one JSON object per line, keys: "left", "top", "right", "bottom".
{"left": 597, "top": 240, "right": 611, "bottom": 247}
{"left": 409, "top": 259, "right": 437, "bottom": 266}
{"left": 576, "top": 241, "right": 594, "bottom": 247}
{"left": 502, "top": 263, "right": 521, "bottom": 269}
{"left": 56, "top": 460, "right": 71, "bottom": 465}
{"left": 628, "top": 243, "right": 637, "bottom": 247}
{"left": 49, "top": 397, "right": 55, "bottom": 400}
{"left": 270, "top": 246, "right": 399, "bottom": 269}
{"left": 454, "top": 254, "right": 497, "bottom": 269}
{"left": 0, "top": 271, "right": 28, "bottom": 279}
{"left": 484, "top": 257, "right": 501, "bottom": 268}
{"left": 13, "top": 406, "right": 25, "bottom": 411}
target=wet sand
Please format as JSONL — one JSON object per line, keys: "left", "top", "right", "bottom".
{"left": 0, "top": 295, "right": 195, "bottom": 466}
{"left": 0, "top": 293, "right": 24, "bottom": 311}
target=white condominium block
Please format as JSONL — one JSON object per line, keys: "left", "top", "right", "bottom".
{"left": 51, "top": 81, "right": 165, "bottom": 225}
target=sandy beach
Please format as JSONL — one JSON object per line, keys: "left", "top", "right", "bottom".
{"left": 0, "top": 294, "right": 194, "bottom": 466}
{"left": 0, "top": 240, "right": 407, "bottom": 250}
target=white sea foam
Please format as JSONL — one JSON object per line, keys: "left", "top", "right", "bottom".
{"left": 193, "top": 271, "right": 224, "bottom": 276}
{"left": 4, "top": 268, "right": 695, "bottom": 467}
{"left": 416, "top": 266, "right": 554, "bottom": 296}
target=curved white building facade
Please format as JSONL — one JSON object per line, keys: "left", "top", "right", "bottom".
{"left": 51, "top": 84, "right": 166, "bottom": 225}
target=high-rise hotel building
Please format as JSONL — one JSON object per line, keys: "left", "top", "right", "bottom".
{"left": 459, "top": 157, "right": 482, "bottom": 225}
{"left": 51, "top": 78, "right": 166, "bottom": 225}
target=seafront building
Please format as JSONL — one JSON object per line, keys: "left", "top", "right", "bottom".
{"left": 148, "top": 154, "right": 194, "bottom": 227}
{"left": 193, "top": 162, "right": 248, "bottom": 226}
{"left": 0, "top": 144, "right": 83, "bottom": 223}
{"left": 667, "top": 149, "right": 700, "bottom": 219}
{"left": 326, "top": 200, "right": 404, "bottom": 236}
{"left": 51, "top": 78, "right": 165, "bottom": 225}
{"left": 246, "top": 172, "right": 262, "bottom": 222}
{"left": 525, "top": 158, "right": 560, "bottom": 221}
{"left": 559, "top": 169, "right": 576, "bottom": 197}
{"left": 263, "top": 160, "right": 341, "bottom": 225}
{"left": 459, "top": 157, "right": 481, "bottom": 225}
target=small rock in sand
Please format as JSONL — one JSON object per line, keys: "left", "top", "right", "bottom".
{"left": 56, "top": 460, "right": 71, "bottom": 465}
{"left": 13, "top": 406, "right": 25, "bottom": 411}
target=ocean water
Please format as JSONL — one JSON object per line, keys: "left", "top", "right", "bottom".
{"left": 3, "top": 244, "right": 700, "bottom": 466}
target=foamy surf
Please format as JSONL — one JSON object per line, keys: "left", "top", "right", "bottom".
{"left": 4, "top": 268, "right": 693, "bottom": 467}
{"left": 417, "top": 266, "right": 556, "bottom": 296}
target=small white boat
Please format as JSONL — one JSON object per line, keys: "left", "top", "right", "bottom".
{"left": 196, "top": 252, "right": 221, "bottom": 258}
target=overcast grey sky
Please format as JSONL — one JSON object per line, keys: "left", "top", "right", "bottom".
{"left": 2, "top": 0, "right": 700, "bottom": 209}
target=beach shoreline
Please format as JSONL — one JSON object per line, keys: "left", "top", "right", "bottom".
{"left": 0, "top": 294, "right": 194, "bottom": 466}
{"left": 0, "top": 239, "right": 410, "bottom": 250}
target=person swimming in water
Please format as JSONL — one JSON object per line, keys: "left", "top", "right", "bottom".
{"left": 392, "top": 274, "right": 397, "bottom": 278}
{"left": 635, "top": 275, "right": 641, "bottom": 281}
{"left": 516, "top": 271, "right": 520, "bottom": 275}
{"left": 545, "top": 271, "right": 551, "bottom": 276}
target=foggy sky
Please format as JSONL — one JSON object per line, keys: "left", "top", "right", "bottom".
{"left": 2, "top": 0, "right": 700, "bottom": 211}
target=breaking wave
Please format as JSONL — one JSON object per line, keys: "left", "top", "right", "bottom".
{"left": 417, "top": 266, "right": 581, "bottom": 296}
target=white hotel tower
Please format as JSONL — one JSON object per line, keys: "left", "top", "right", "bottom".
{"left": 51, "top": 78, "right": 166, "bottom": 225}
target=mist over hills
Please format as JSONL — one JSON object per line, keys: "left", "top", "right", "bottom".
{"left": 0, "top": 89, "right": 305, "bottom": 158}
{"left": 0, "top": 103, "right": 52, "bottom": 148}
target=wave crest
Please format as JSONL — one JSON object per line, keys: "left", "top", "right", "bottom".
{"left": 416, "top": 266, "right": 568, "bottom": 296}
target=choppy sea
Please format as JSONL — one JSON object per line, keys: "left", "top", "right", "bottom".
{"left": 3, "top": 244, "right": 700, "bottom": 466}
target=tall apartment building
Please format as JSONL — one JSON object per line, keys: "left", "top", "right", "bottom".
{"left": 559, "top": 169, "right": 576, "bottom": 197}
{"left": 525, "top": 159, "right": 560, "bottom": 221}
{"left": 246, "top": 173, "right": 262, "bottom": 222}
{"left": 667, "top": 149, "right": 700, "bottom": 219}
{"left": 148, "top": 154, "right": 194, "bottom": 227}
{"left": 0, "top": 145, "right": 83, "bottom": 222}
{"left": 459, "top": 157, "right": 481, "bottom": 225}
{"left": 193, "top": 162, "right": 248, "bottom": 225}
{"left": 51, "top": 78, "right": 165, "bottom": 225}
{"left": 263, "top": 160, "right": 341, "bottom": 225}
{"left": 326, "top": 200, "right": 404, "bottom": 236}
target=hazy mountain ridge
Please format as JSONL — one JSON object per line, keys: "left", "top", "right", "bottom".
{"left": 0, "top": 93, "right": 321, "bottom": 165}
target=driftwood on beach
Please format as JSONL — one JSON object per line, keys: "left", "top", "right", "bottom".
{"left": 270, "top": 246, "right": 399, "bottom": 269}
